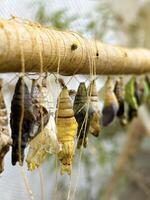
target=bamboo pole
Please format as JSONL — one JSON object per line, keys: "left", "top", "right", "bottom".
{"left": 0, "top": 18, "right": 150, "bottom": 75}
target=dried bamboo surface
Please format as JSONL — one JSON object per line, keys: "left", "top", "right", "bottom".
{"left": 0, "top": 18, "right": 150, "bottom": 74}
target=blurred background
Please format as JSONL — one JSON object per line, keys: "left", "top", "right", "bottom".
{"left": 0, "top": 0, "right": 150, "bottom": 200}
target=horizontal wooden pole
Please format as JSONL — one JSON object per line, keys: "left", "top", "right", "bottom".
{"left": 0, "top": 18, "right": 150, "bottom": 75}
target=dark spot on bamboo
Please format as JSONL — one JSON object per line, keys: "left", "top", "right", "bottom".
{"left": 96, "top": 51, "right": 99, "bottom": 57}
{"left": 71, "top": 43, "right": 78, "bottom": 51}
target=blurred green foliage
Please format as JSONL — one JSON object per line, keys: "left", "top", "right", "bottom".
{"left": 35, "top": 1, "right": 76, "bottom": 29}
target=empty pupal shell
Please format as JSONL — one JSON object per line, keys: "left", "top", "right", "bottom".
{"left": 73, "top": 82, "right": 93, "bottom": 148}
{"left": 56, "top": 87, "right": 78, "bottom": 175}
{"left": 27, "top": 77, "right": 60, "bottom": 170}
{"left": 0, "top": 79, "right": 12, "bottom": 173}
{"left": 101, "top": 77, "right": 119, "bottom": 126}
{"left": 26, "top": 116, "right": 60, "bottom": 171}
{"left": 10, "top": 77, "right": 35, "bottom": 166}
{"left": 30, "top": 77, "right": 51, "bottom": 138}
{"left": 88, "top": 80, "right": 101, "bottom": 137}
{"left": 114, "top": 77, "right": 127, "bottom": 126}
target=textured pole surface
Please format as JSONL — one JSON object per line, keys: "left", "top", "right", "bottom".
{"left": 0, "top": 18, "right": 150, "bottom": 75}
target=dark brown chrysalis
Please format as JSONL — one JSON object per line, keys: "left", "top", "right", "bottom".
{"left": 0, "top": 79, "right": 12, "bottom": 173}
{"left": 10, "top": 77, "right": 35, "bottom": 166}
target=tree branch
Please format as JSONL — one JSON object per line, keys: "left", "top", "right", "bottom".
{"left": 0, "top": 18, "right": 150, "bottom": 74}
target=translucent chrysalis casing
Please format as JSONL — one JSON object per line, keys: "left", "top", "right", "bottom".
{"left": 26, "top": 119, "right": 60, "bottom": 170}
{"left": 26, "top": 77, "right": 60, "bottom": 170}
{"left": 0, "top": 79, "right": 12, "bottom": 173}
{"left": 56, "top": 87, "right": 77, "bottom": 175}
{"left": 30, "top": 78, "right": 50, "bottom": 138}
{"left": 10, "top": 77, "right": 35, "bottom": 166}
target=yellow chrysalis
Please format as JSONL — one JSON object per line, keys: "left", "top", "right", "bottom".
{"left": 56, "top": 87, "right": 78, "bottom": 175}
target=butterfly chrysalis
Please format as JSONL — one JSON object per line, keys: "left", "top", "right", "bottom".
{"left": 26, "top": 77, "right": 60, "bottom": 170}
{"left": 73, "top": 82, "right": 93, "bottom": 148}
{"left": 10, "top": 77, "right": 35, "bottom": 166}
{"left": 56, "top": 87, "right": 77, "bottom": 175}
{"left": 88, "top": 80, "right": 101, "bottom": 137}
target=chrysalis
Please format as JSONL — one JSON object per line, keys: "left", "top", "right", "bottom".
{"left": 10, "top": 77, "right": 35, "bottom": 166}
{"left": 26, "top": 120, "right": 60, "bottom": 171}
{"left": 88, "top": 80, "right": 101, "bottom": 137}
{"left": 134, "top": 78, "right": 143, "bottom": 106}
{"left": 73, "top": 82, "right": 93, "bottom": 148}
{"left": 0, "top": 79, "right": 12, "bottom": 173}
{"left": 135, "top": 76, "right": 150, "bottom": 105}
{"left": 101, "top": 77, "right": 119, "bottom": 126}
{"left": 26, "top": 77, "right": 60, "bottom": 171}
{"left": 114, "top": 77, "right": 127, "bottom": 126}
{"left": 56, "top": 87, "right": 78, "bottom": 175}
{"left": 30, "top": 78, "right": 50, "bottom": 138}
{"left": 125, "top": 76, "right": 138, "bottom": 122}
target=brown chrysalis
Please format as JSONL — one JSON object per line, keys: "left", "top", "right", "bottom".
{"left": 88, "top": 80, "right": 101, "bottom": 137}
{"left": 114, "top": 77, "right": 127, "bottom": 126}
{"left": 10, "top": 77, "right": 35, "bottom": 166}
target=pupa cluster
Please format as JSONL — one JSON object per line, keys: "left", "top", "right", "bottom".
{"left": 0, "top": 75, "right": 149, "bottom": 175}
